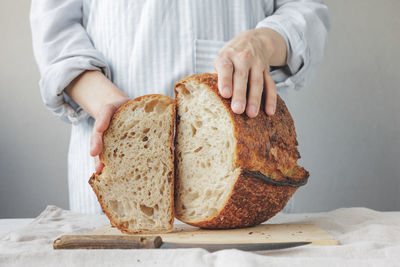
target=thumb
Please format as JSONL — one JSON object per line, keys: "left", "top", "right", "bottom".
{"left": 90, "top": 104, "right": 119, "bottom": 157}
{"left": 94, "top": 156, "right": 104, "bottom": 174}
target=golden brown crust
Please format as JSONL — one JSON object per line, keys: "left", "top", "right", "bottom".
{"left": 174, "top": 73, "right": 309, "bottom": 229}
{"left": 89, "top": 94, "right": 175, "bottom": 234}
{"left": 167, "top": 98, "right": 176, "bottom": 227}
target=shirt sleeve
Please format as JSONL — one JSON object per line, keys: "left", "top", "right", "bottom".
{"left": 30, "top": 0, "right": 111, "bottom": 124}
{"left": 256, "top": 0, "right": 330, "bottom": 91}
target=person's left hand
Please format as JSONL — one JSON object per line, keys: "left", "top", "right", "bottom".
{"left": 214, "top": 28, "right": 287, "bottom": 118}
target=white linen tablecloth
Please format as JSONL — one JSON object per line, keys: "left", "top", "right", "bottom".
{"left": 0, "top": 205, "right": 399, "bottom": 267}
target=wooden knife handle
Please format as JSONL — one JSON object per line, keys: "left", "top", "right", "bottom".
{"left": 53, "top": 235, "right": 163, "bottom": 249}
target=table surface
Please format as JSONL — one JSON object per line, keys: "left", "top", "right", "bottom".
{"left": 1, "top": 205, "right": 399, "bottom": 267}
{"left": 0, "top": 219, "right": 34, "bottom": 236}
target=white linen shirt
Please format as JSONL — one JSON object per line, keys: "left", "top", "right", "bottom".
{"left": 30, "top": 0, "right": 329, "bottom": 214}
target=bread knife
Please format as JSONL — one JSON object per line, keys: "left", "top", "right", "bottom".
{"left": 53, "top": 235, "right": 311, "bottom": 251}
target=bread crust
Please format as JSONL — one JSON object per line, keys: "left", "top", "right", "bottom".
{"left": 174, "top": 73, "right": 309, "bottom": 229}
{"left": 89, "top": 94, "right": 175, "bottom": 234}
{"left": 180, "top": 168, "right": 297, "bottom": 228}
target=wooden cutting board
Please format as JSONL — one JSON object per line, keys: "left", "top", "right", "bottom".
{"left": 89, "top": 223, "right": 339, "bottom": 246}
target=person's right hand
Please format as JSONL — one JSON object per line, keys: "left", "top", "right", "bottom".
{"left": 90, "top": 97, "right": 130, "bottom": 174}
{"left": 65, "top": 70, "right": 130, "bottom": 174}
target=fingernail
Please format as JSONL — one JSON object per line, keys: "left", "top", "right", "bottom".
{"left": 248, "top": 105, "right": 258, "bottom": 116}
{"left": 223, "top": 87, "right": 231, "bottom": 96}
{"left": 232, "top": 101, "right": 245, "bottom": 113}
{"left": 267, "top": 105, "right": 275, "bottom": 115}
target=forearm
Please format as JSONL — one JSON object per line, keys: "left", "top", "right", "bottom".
{"left": 65, "top": 71, "right": 129, "bottom": 119}
{"left": 31, "top": 0, "right": 112, "bottom": 123}
{"left": 253, "top": 28, "right": 287, "bottom": 67}
{"left": 256, "top": 0, "right": 330, "bottom": 89}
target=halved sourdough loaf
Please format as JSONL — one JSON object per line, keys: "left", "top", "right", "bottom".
{"left": 89, "top": 95, "right": 175, "bottom": 234}
{"left": 174, "top": 73, "right": 309, "bottom": 229}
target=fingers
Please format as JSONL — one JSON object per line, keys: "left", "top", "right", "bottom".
{"left": 94, "top": 156, "right": 104, "bottom": 174}
{"left": 89, "top": 104, "right": 117, "bottom": 157}
{"left": 214, "top": 55, "right": 233, "bottom": 98}
{"left": 89, "top": 97, "right": 130, "bottom": 174}
{"left": 231, "top": 51, "right": 251, "bottom": 114}
{"left": 246, "top": 66, "right": 264, "bottom": 118}
{"left": 264, "top": 71, "right": 277, "bottom": 116}
{"left": 90, "top": 130, "right": 103, "bottom": 157}
{"left": 216, "top": 49, "right": 268, "bottom": 116}
{"left": 94, "top": 104, "right": 118, "bottom": 132}
{"left": 91, "top": 107, "right": 114, "bottom": 172}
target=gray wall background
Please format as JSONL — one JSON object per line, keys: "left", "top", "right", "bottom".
{"left": 0, "top": 0, "right": 399, "bottom": 218}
